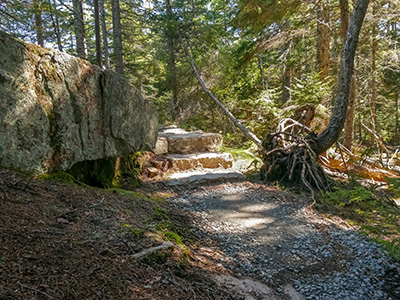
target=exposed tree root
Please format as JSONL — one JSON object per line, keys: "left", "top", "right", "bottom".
{"left": 261, "top": 118, "right": 331, "bottom": 198}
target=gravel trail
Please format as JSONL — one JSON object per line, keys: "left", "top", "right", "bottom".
{"left": 167, "top": 181, "right": 400, "bottom": 300}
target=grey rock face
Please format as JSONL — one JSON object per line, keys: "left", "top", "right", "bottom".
{"left": 0, "top": 31, "right": 158, "bottom": 174}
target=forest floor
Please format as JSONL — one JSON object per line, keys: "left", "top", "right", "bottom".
{"left": 0, "top": 168, "right": 399, "bottom": 299}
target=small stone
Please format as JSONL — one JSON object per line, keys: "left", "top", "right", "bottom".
{"left": 147, "top": 167, "right": 158, "bottom": 178}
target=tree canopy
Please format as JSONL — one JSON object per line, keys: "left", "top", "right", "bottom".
{"left": 1, "top": 0, "right": 400, "bottom": 167}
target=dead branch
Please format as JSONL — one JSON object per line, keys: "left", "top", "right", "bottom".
{"left": 132, "top": 242, "right": 174, "bottom": 259}
{"left": 361, "top": 122, "right": 390, "bottom": 153}
{"left": 178, "top": 31, "right": 262, "bottom": 149}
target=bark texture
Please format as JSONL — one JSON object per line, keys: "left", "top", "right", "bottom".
{"left": 72, "top": 0, "right": 87, "bottom": 59}
{"left": 316, "top": 1, "right": 330, "bottom": 83}
{"left": 100, "top": 0, "right": 110, "bottom": 68}
{"left": 370, "top": 2, "right": 377, "bottom": 144}
{"left": 50, "top": 0, "right": 63, "bottom": 51}
{"left": 341, "top": 0, "right": 357, "bottom": 150}
{"left": 314, "top": 0, "right": 370, "bottom": 155}
{"left": 34, "top": 0, "right": 44, "bottom": 47}
{"left": 111, "top": 0, "right": 123, "bottom": 74}
{"left": 166, "top": 0, "right": 179, "bottom": 120}
{"left": 94, "top": 0, "right": 102, "bottom": 67}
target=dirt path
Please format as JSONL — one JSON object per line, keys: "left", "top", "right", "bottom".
{"left": 1, "top": 168, "right": 399, "bottom": 299}
{"left": 164, "top": 180, "right": 400, "bottom": 300}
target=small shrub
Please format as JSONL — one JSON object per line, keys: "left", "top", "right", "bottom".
{"left": 163, "top": 231, "right": 183, "bottom": 245}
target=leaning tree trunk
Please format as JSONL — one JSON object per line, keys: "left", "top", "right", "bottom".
{"left": 178, "top": 33, "right": 262, "bottom": 148}
{"left": 313, "top": 0, "right": 370, "bottom": 155}
{"left": 370, "top": 1, "right": 377, "bottom": 145}
{"left": 262, "top": 0, "right": 370, "bottom": 193}
{"left": 341, "top": 0, "right": 357, "bottom": 151}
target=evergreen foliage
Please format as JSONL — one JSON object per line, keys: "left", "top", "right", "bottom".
{"left": 0, "top": 0, "right": 399, "bottom": 149}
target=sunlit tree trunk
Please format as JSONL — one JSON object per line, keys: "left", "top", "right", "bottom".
{"left": 395, "top": 96, "right": 399, "bottom": 144}
{"left": 341, "top": 0, "right": 357, "bottom": 150}
{"left": 33, "top": 0, "right": 44, "bottom": 47}
{"left": 99, "top": 0, "right": 110, "bottom": 68}
{"left": 358, "top": 90, "right": 363, "bottom": 143}
{"left": 111, "top": 0, "right": 123, "bottom": 74}
{"left": 281, "top": 38, "right": 292, "bottom": 104}
{"left": 314, "top": 0, "right": 370, "bottom": 155}
{"left": 94, "top": 0, "right": 102, "bottom": 67}
{"left": 370, "top": 2, "right": 377, "bottom": 145}
{"left": 316, "top": 1, "right": 330, "bottom": 82}
{"left": 166, "top": 0, "right": 179, "bottom": 120}
{"left": 72, "top": 0, "right": 87, "bottom": 59}
{"left": 50, "top": 0, "right": 63, "bottom": 51}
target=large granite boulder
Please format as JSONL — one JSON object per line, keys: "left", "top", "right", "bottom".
{"left": 0, "top": 31, "right": 158, "bottom": 175}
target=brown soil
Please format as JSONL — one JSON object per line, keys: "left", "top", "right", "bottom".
{"left": 0, "top": 169, "right": 237, "bottom": 300}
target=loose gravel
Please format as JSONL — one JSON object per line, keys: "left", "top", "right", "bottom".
{"left": 167, "top": 181, "right": 400, "bottom": 300}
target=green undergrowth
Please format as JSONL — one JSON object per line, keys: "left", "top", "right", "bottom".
{"left": 148, "top": 205, "right": 193, "bottom": 265}
{"left": 221, "top": 147, "right": 258, "bottom": 161}
{"left": 316, "top": 180, "right": 400, "bottom": 261}
{"left": 120, "top": 197, "right": 194, "bottom": 267}
{"left": 221, "top": 146, "right": 262, "bottom": 170}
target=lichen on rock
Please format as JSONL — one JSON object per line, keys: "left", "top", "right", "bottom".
{"left": 0, "top": 31, "right": 158, "bottom": 185}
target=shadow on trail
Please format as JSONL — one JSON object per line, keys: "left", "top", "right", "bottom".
{"left": 158, "top": 179, "right": 400, "bottom": 300}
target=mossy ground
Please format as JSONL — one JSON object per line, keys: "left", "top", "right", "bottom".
{"left": 316, "top": 180, "right": 400, "bottom": 261}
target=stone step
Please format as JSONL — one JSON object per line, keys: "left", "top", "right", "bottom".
{"left": 156, "top": 126, "right": 222, "bottom": 154}
{"left": 165, "top": 170, "right": 245, "bottom": 186}
{"left": 151, "top": 152, "right": 233, "bottom": 172}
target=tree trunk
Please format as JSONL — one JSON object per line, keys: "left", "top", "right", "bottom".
{"left": 396, "top": 95, "right": 399, "bottom": 144}
{"left": 281, "top": 41, "right": 291, "bottom": 104}
{"left": 34, "top": 0, "right": 44, "bottom": 47}
{"left": 343, "top": 77, "right": 356, "bottom": 149}
{"left": 94, "top": 0, "right": 102, "bottom": 67}
{"left": 50, "top": 0, "right": 63, "bottom": 51}
{"left": 358, "top": 90, "right": 363, "bottom": 143}
{"left": 341, "top": 0, "right": 357, "bottom": 151}
{"left": 99, "top": 0, "right": 110, "bottom": 68}
{"left": 316, "top": 1, "right": 330, "bottom": 83}
{"left": 166, "top": 0, "right": 179, "bottom": 120}
{"left": 370, "top": 2, "right": 377, "bottom": 145}
{"left": 111, "top": 0, "right": 123, "bottom": 74}
{"left": 281, "top": 62, "right": 291, "bottom": 104}
{"left": 72, "top": 0, "right": 87, "bottom": 59}
{"left": 314, "top": 0, "right": 370, "bottom": 155}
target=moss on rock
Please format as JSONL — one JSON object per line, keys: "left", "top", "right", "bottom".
{"left": 66, "top": 153, "right": 143, "bottom": 189}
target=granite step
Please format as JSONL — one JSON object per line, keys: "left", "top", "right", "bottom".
{"left": 155, "top": 126, "right": 222, "bottom": 154}
{"left": 165, "top": 170, "right": 245, "bottom": 186}
{"left": 151, "top": 152, "right": 233, "bottom": 172}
